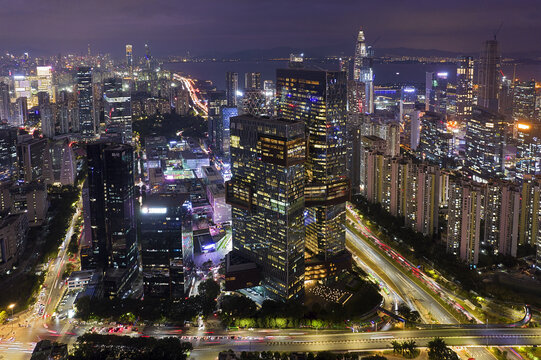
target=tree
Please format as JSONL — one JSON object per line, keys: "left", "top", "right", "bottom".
{"left": 403, "top": 340, "right": 417, "bottom": 358}
{"left": 362, "top": 356, "right": 387, "bottom": 360}
{"left": 427, "top": 337, "right": 459, "bottom": 360}
{"left": 198, "top": 279, "right": 220, "bottom": 315}
{"left": 220, "top": 295, "right": 257, "bottom": 318}
{"left": 391, "top": 340, "right": 402, "bottom": 354}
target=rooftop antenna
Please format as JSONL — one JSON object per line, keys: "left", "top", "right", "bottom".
{"left": 493, "top": 22, "right": 503, "bottom": 40}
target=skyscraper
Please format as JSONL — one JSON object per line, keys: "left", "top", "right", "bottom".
{"left": 465, "top": 106, "right": 507, "bottom": 180}
{"left": 140, "top": 193, "right": 192, "bottom": 298}
{"left": 513, "top": 80, "right": 536, "bottom": 122}
{"left": 225, "top": 72, "right": 238, "bottom": 107}
{"left": 226, "top": 114, "right": 306, "bottom": 301}
{"left": 276, "top": 68, "right": 350, "bottom": 266}
{"left": 85, "top": 142, "right": 138, "bottom": 297}
{"left": 244, "top": 72, "right": 261, "bottom": 90}
{"left": 125, "top": 44, "right": 133, "bottom": 70}
{"left": 353, "top": 28, "right": 374, "bottom": 114}
{"left": 0, "top": 82, "right": 11, "bottom": 122}
{"left": 103, "top": 78, "right": 132, "bottom": 144}
{"left": 456, "top": 56, "right": 474, "bottom": 122}
{"left": 206, "top": 90, "right": 227, "bottom": 155}
{"left": 425, "top": 72, "right": 449, "bottom": 114}
{"left": 478, "top": 40, "right": 501, "bottom": 113}
{"left": 77, "top": 67, "right": 95, "bottom": 139}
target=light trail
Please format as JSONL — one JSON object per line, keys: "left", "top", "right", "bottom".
{"left": 173, "top": 74, "right": 208, "bottom": 116}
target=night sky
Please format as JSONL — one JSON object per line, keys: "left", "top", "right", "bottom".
{"left": 1, "top": 0, "right": 539, "bottom": 57}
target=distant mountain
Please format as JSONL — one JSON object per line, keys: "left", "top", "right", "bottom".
{"left": 198, "top": 46, "right": 541, "bottom": 61}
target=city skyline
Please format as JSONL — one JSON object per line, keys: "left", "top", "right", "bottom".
{"left": 0, "top": 0, "right": 540, "bottom": 57}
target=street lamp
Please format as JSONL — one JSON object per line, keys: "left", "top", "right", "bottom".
{"left": 8, "top": 303, "right": 15, "bottom": 334}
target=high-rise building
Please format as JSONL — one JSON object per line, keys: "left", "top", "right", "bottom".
{"left": 417, "top": 111, "right": 454, "bottom": 167}
{"left": 513, "top": 80, "right": 536, "bottom": 122}
{"left": 518, "top": 176, "right": 541, "bottom": 248}
{"left": 225, "top": 72, "right": 238, "bottom": 107}
{"left": 16, "top": 137, "right": 50, "bottom": 184}
{"left": 465, "top": 106, "right": 507, "bottom": 180}
{"left": 0, "top": 82, "right": 11, "bottom": 122}
{"left": 276, "top": 68, "right": 349, "bottom": 264}
{"left": 456, "top": 56, "right": 474, "bottom": 122}
{"left": 206, "top": 90, "right": 227, "bottom": 154}
{"left": 220, "top": 107, "right": 238, "bottom": 159}
{"left": 49, "top": 137, "right": 76, "bottom": 186}
{"left": 515, "top": 122, "right": 541, "bottom": 179}
{"left": 226, "top": 114, "right": 306, "bottom": 301}
{"left": 140, "top": 193, "right": 192, "bottom": 298}
{"left": 244, "top": 72, "right": 261, "bottom": 90}
{"left": 85, "top": 142, "right": 138, "bottom": 297}
{"left": 240, "top": 89, "right": 269, "bottom": 117}
{"left": 484, "top": 180, "right": 520, "bottom": 257}
{"left": 447, "top": 177, "right": 483, "bottom": 266}
{"left": 125, "top": 44, "right": 133, "bottom": 70}
{"left": 0, "top": 127, "right": 18, "bottom": 181}
{"left": 477, "top": 40, "right": 501, "bottom": 113}
{"left": 103, "top": 78, "right": 132, "bottom": 144}
{"left": 353, "top": 28, "right": 374, "bottom": 114}
{"left": 425, "top": 72, "right": 450, "bottom": 114}
{"left": 77, "top": 67, "right": 95, "bottom": 139}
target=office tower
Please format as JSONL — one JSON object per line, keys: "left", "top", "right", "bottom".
{"left": 240, "top": 89, "right": 269, "bottom": 117}
{"left": 206, "top": 90, "right": 227, "bottom": 154}
{"left": 425, "top": 72, "right": 450, "bottom": 114}
{"left": 140, "top": 193, "right": 192, "bottom": 298}
{"left": 0, "top": 127, "right": 18, "bottom": 181}
{"left": 288, "top": 53, "right": 304, "bottom": 69}
{"left": 513, "top": 80, "right": 536, "bottom": 122}
{"left": 276, "top": 68, "right": 349, "bottom": 265}
{"left": 145, "top": 44, "right": 152, "bottom": 70}
{"left": 225, "top": 72, "right": 238, "bottom": 107}
{"left": 263, "top": 80, "right": 276, "bottom": 116}
{"left": 478, "top": 40, "right": 501, "bottom": 112}
{"left": 417, "top": 112, "right": 454, "bottom": 167}
{"left": 353, "top": 28, "right": 374, "bottom": 114}
{"left": 103, "top": 78, "right": 132, "bottom": 144}
{"left": 56, "top": 90, "right": 79, "bottom": 134}
{"left": 346, "top": 113, "right": 362, "bottom": 193}
{"left": 226, "top": 114, "right": 305, "bottom": 301}
{"left": 77, "top": 67, "right": 95, "bottom": 139}
{"left": 484, "top": 180, "right": 520, "bottom": 257}
{"left": 515, "top": 122, "right": 541, "bottom": 179}
{"left": 465, "top": 106, "right": 507, "bottom": 180}
{"left": 499, "top": 76, "right": 514, "bottom": 119}
{"left": 0, "top": 82, "right": 10, "bottom": 122}
{"left": 348, "top": 80, "right": 366, "bottom": 115}
{"left": 220, "top": 107, "right": 238, "bottom": 159}
{"left": 447, "top": 178, "right": 483, "bottom": 266}
{"left": 125, "top": 44, "right": 133, "bottom": 69}
{"left": 36, "top": 66, "right": 54, "bottom": 103}
{"left": 456, "top": 56, "right": 474, "bottom": 122}
{"left": 244, "top": 72, "right": 261, "bottom": 90}
{"left": 49, "top": 137, "right": 76, "bottom": 186}
{"left": 11, "top": 97, "right": 28, "bottom": 127}
{"left": 86, "top": 143, "right": 138, "bottom": 297}
{"left": 339, "top": 58, "right": 350, "bottom": 79}
{"left": 16, "top": 137, "right": 50, "bottom": 183}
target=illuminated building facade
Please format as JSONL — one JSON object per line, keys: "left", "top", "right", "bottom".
{"left": 240, "top": 89, "right": 269, "bottom": 117}
{"left": 513, "top": 80, "right": 536, "bottom": 122}
{"left": 456, "top": 56, "right": 474, "bottom": 122}
{"left": 425, "top": 72, "right": 450, "bottom": 115}
{"left": 518, "top": 176, "right": 541, "bottom": 248}
{"left": 515, "top": 122, "right": 541, "bottom": 179}
{"left": 465, "top": 106, "right": 507, "bottom": 180}
{"left": 103, "top": 78, "right": 132, "bottom": 144}
{"left": 140, "top": 193, "right": 192, "bottom": 298}
{"left": 207, "top": 90, "right": 227, "bottom": 155}
{"left": 484, "top": 180, "right": 520, "bottom": 257}
{"left": 226, "top": 114, "right": 305, "bottom": 301}
{"left": 86, "top": 142, "right": 138, "bottom": 297}
{"left": 126, "top": 44, "right": 133, "bottom": 70}
{"left": 77, "top": 67, "right": 95, "bottom": 138}
{"left": 417, "top": 111, "right": 454, "bottom": 167}
{"left": 276, "top": 68, "right": 349, "bottom": 262}
{"left": 225, "top": 72, "right": 238, "bottom": 107}
{"left": 244, "top": 72, "right": 261, "bottom": 90}
{"left": 353, "top": 29, "right": 374, "bottom": 113}
{"left": 447, "top": 177, "right": 483, "bottom": 266}
{"left": 478, "top": 40, "right": 501, "bottom": 113}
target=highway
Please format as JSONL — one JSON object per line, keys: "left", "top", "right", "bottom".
{"left": 0, "top": 191, "right": 83, "bottom": 359}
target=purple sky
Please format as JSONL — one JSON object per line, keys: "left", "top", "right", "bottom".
{"left": 1, "top": 0, "right": 539, "bottom": 57}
